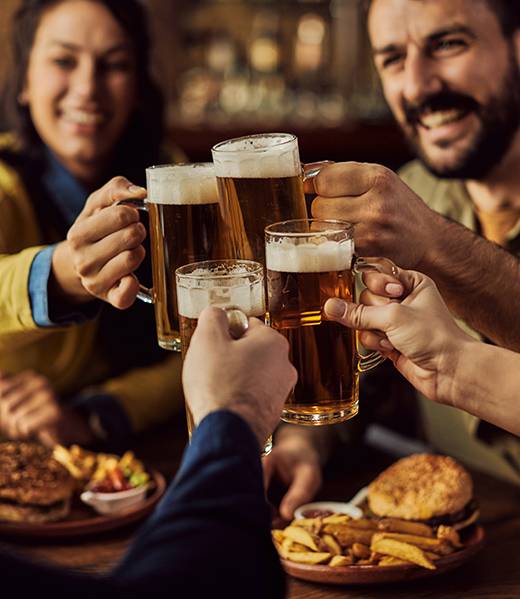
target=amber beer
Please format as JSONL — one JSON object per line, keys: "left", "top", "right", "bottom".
{"left": 212, "top": 134, "right": 308, "bottom": 264}
{"left": 266, "top": 230, "right": 358, "bottom": 425}
{"left": 144, "top": 164, "right": 228, "bottom": 351}
{"left": 175, "top": 260, "right": 266, "bottom": 441}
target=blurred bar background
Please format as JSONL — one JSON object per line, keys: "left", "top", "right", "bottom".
{"left": 0, "top": 0, "right": 411, "bottom": 168}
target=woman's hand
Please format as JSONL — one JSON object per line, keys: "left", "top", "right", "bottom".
{"left": 324, "top": 268, "right": 476, "bottom": 405}
{"left": 52, "top": 177, "right": 148, "bottom": 309}
{"left": 0, "top": 371, "right": 93, "bottom": 447}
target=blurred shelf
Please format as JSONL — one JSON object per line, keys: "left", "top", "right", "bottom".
{"left": 169, "top": 120, "right": 411, "bottom": 170}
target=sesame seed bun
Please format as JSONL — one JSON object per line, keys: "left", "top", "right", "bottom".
{"left": 368, "top": 454, "right": 473, "bottom": 521}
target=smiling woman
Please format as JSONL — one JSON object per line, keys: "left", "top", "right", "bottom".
{"left": 20, "top": 1, "right": 138, "bottom": 183}
{"left": 0, "top": 0, "right": 185, "bottom": 451}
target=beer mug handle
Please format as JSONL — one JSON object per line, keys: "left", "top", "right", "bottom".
{"left": 352, "top": 256, "right": 400, "bottom": 373}
{"left": 116, "top": 199, "right": 154, "bottom": 305}
{"left": 303, "top": 161, "right": 334, "bottom": 182}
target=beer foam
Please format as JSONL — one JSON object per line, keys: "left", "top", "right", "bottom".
{"left": 177, "top": 282, "right": 265, "bottom": 320}
{"left": 266, "top": 240, "right": 354, "bottom": 273}
{"left": 212, "top": 134, "right": 301, "bottom": 179}
{"left": 146, "top": 164, "right": 219, "bottom": 205}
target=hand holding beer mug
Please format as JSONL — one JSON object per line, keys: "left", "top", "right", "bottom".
{"left": 265, "top": 219, "right": 397, "bottom": 425}
{"left": 212, "top": 133, "right": 330, "bottom": 264}
{"left": 175, "top": 260, "right": 273, "bottom": 454}
{"left": 120, "top": 163, "right": 226, "bottom": 351}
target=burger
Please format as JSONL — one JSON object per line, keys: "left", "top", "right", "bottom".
{"left": 367, "top": 454, "right": 478, "bottom": 529}
{"left": 0, "top": 442, "right": 75, "bottom": 523}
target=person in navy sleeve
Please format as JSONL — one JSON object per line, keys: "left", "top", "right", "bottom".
{"left": 1, "top": 306, "right": 296, "bottom": 598}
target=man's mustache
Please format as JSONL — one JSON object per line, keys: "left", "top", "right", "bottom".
{"left": 402, "top": 91, "right": 480, "bottom": 126}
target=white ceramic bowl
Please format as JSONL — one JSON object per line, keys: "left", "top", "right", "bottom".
{"left": 80, "top": 485, "right": 148, "bottom": 516}
{"left": 293, "top": 501, "right": 363, "bottom": 520}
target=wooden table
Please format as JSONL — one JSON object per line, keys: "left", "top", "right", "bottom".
{"left": 1, "top": 423, "right": 519, "bottom": 599}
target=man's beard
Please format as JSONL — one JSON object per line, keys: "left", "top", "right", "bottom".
{"left": 399, "top": 53, "right": 520, "bottom": 180}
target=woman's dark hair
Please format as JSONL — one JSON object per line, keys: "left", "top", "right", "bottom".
{"left": 2, "top": 0, "right": 164, "bottom": 185}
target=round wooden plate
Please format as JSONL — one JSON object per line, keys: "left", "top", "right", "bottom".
{"left": 0, "top": 469, "right": 166, "bottom": 539}
{"left": 281, "top": 524, "right": 485, "bottom": 585}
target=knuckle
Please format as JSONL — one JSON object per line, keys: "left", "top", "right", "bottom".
{"left": 113, "top": 206, "right": 135, "bottom": 228}
{"left": 66, "top": 227, "right": 84, "bottom": 249}
{"left": 350, "top": 303, "right": 366, "bottom": 329}
{"left": 372, "top": 165, "right": 394, "bottom": 191}
{"left": 122, "top": 223, "right": 145, "bottom": 247}
{"left": 386, "top": 302, "right": 402, "bottom": 321}
{"left": 109, "top": 175, "right": 129, "bottom": 191}
{"left": 84, "top": 278, "right": 103, "bottom": 297}
{"left": 121, "top": 248, "right": 143, "bottom": 272}
{"left": 32, "top": 374, "right": 46, "bottom": 386}
{"left": 74, "top": 255, "right": 93, "bottom": 277}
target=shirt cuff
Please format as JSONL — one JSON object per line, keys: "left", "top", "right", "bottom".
{"left": 28, "top": 245, "right": 100, "bottom": 327}
{"left": 70, "top": 392, "right": 133, "bottom": 448}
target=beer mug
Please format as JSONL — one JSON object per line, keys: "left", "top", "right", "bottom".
{"left": 211, "top": 133, "right": 328, "bottom": 265}
{"left": 175, "top": 259, "right": 272, "bottom": 454}
{"left": 122, "top": 163, "right": 227, "bottom": 352}
{"left": 265, "top": 219, "right": 397, "bottom": 426}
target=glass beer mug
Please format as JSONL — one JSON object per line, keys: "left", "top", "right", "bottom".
{"left": 265, "top": 219, "right": 397, "bottom": 425}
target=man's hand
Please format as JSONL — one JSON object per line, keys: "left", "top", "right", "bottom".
{"left": 324, "top": 268, "right": 477, "bottom": 406}
{"left": 309, "top": 162, "right": 444, "bottom": 269}
{"left": 182, "top": 307, "right": 297, "bottom": 448}
{"left": 0, "top": 371, "right": 93, "bottom": 447}
{"left": 52, "top": 177, "right": 148, "bottom": 309}
{"left": 263, "top": 430, "right": 322, "bottom": 520}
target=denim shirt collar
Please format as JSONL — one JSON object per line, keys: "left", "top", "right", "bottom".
{"left": 41, "top": 149, "right": 90, "bottom": 227}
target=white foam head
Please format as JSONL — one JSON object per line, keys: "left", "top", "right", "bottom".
{"left": 177, "top": 264, "right": 265, "bottom": 319}
{"left": 146, "top": 163, "right": 219, "bottom": 205}
{"left": 212, "top": 134, "right": 301, "bottom": 179}
{"left": 266, "top": 240, "right": 354, "bottom": 273}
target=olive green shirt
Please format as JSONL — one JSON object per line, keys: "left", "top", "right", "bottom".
{"left": 399, "top": 160, "right": 520, "bottom": 485}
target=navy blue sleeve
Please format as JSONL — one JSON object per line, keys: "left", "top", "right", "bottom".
{"left": 0, "top": 411, "right": 285, "bottom": 599}
{"left": 28, "top": 245, "right": 100, "bottom": 327}
{"left": 113, "top": 410, "right": 286, "bottom": 598}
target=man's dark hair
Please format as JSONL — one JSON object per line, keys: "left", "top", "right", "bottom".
{"left": 1, "top": 0, "right": 164, "bottom": 184}
{"left": 360, "top": 0, "right": 520, "bottom": 38}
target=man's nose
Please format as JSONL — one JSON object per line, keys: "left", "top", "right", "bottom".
{"left": 403, "top": 52, "right": 442, "bottom": 106}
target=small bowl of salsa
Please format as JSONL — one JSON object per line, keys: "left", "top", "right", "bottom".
{"left": 294, "top": 501, "right": 363, "bottom": 520}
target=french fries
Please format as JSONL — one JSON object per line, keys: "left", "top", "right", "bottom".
{"left": 371, "top": 538, "right": 435, "bottom": 570}
{"left": 378, "top": 518, "right": 434, "bottom": 538}
{"left": 273, "top": 513, "right": 465, "bottom": 570}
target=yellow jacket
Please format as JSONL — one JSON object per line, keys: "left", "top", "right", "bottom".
{"left": 0, "top": 134, "right": 183, "bottom": 432}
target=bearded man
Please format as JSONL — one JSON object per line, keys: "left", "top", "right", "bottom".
{"left": 265, "top": 0, "right": 520, "bottom": 508}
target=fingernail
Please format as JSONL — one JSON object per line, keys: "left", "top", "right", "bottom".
{"left": 380, "top": 339, "right": 393, "bottom": 350}
{"left": 128, "top": 184, "right": 146, "bottom": 194}
{"left": 385, "top": 283, "right": 403, "bottom": 296}
{"left": 324, "top": 298, "right": 346, "bottom": 318}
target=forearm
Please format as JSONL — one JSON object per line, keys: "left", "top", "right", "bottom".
{"left": 418, "top": 216, "right": 520, "bottom": 351}
{"left": 114, "top": 411, "right": 285, "bottom": 598}
{"left": 442, "top": 339, "right": 520, "bottom": 436}
{"left": 99, "top": 353, "right": 183, "bottom": 432}
{"left": 0, "top": 248, "right": 47, "bottom": 338}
